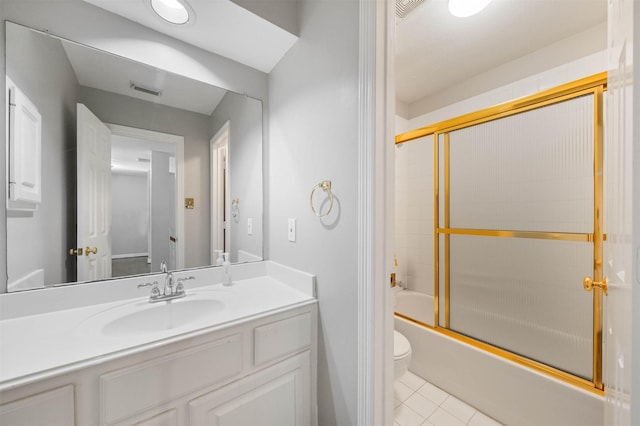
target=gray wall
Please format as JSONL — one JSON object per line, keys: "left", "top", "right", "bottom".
{"left": 230, "top": 0, "right": 299, "bottom": 36}
{"left": 267, "top": 0, "right": 360, "bottom": 424}
{"left": 211, "top": 92, "right": 263, "bottom": 263}
{"left": 5, "top": 23, "right": 79, "bottom": 287}
{"left": 79, "top": 87, "right": 212, "bottom": 269}
{"left": 111, "top": 173, "right": 148, "bottom": 257}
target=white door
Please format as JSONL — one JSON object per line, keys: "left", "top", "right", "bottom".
{"left": 76, "top": 103, "right": 112, "bottom": 282}
{"left": 603, "top": 0, "right": 633, "bottom": 423}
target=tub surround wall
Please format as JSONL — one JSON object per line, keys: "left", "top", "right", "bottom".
{"left": 395, "top": 137, "right": 433, "bottom": 296}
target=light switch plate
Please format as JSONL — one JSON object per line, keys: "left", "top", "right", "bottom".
{"left": 247, "top": 218, "right": 253, "bottom": 235}
{"left": 288, "top": 218, "right": 296, "bottom": 242}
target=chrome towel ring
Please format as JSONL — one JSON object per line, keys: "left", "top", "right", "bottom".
{"left": 310, "top": 180, "right": 334, "bottom": 218}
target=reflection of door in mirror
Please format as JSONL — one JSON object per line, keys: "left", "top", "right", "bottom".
{"left": 76, "top": 104, "right": 112, "bottom": 282}
{"left": 211, "top": 122, "right": 230, "bottom": 264}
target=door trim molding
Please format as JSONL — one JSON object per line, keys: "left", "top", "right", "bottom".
{"left": 106, "top": 124, "right": 185, "bottom": 270}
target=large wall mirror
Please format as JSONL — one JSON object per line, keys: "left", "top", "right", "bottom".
{"left": 4, "top": 21, "right": 263, "bottom": 292}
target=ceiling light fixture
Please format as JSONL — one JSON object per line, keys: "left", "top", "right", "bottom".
{"left": 150, "top": 0, "right": 192, "bottom": 25}
{"left": 448, "top": 0, "right": 492, "bottom": 18}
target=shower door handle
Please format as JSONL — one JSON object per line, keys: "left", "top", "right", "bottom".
{"left": 582, "top": 276, "right": 608, "bottom": 296}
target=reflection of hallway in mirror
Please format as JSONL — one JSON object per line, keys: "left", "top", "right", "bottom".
{"left": 112, "top": 256, "right": 151, "bottom": 278}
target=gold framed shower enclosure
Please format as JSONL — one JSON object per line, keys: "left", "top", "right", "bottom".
{"left": 395, "top": 73, "right": 607, "bottom": 394}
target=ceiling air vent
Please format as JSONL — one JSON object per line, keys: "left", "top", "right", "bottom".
{"left": 130, "top": 82, "right": 162, "bottom": 97}
{"left": 396, "top": 0, "right": 426, "bottom": 19}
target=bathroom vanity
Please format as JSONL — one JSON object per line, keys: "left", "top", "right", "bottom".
{"left": 0, "top": 261, "right": 317, "bottom": 426}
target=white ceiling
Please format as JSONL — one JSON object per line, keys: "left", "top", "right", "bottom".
{"left": 111, "top": 135, "right": 176, "bottom": 174}
{"left": 61, "top": 39, "right": 227, "bottom": 115}
{"left": 396, "top": 0, "right": 607, "bottom": 106}
{"left": 82, "top": 0, "right": 297, "bottom": 73}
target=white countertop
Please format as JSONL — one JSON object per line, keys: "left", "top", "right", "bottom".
{"left": 0, "top": 262, "right": 316, "bottom": 391}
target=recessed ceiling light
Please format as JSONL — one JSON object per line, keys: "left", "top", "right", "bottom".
{"left": 448, "top": 0, "right": 492, "bottom": 18}
{"left": 150, "top": 0, "right": 192, "bottom": 25}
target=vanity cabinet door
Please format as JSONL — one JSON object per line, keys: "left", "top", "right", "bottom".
{"left": 100, "top": 335, "right": 242, "bottom": 425}
{"left": 0, "top": 385, "right": 74, "bottom": 426}
{"left": 188, "top": 351, "right": 311, "bottom": 426}
{"left": 124, "top": 408, "right": 178, "bottom": 426}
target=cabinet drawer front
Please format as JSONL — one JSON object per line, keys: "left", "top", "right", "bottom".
{"left": 101, "top": 334, "right": 242, "bottom": 425}
{"left": 0, "top": 385, "right": 74, "bottom": 426}
{"left": 254, "top": 312, "right": 311, "bottom": 366}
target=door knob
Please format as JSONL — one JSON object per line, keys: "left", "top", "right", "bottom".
{"left": 69, "top": 247, "right": 83, "bottom": 256}
{"left": 583, "top": 276, "right": 608, "bottom": 296}
{"left": 85, "top": 246, "right": 98, "bottom": 256}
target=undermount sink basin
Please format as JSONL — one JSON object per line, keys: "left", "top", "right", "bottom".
{"left": 75, "top": 292, "right": 229, "bottom": 338}
{"left": 101, "top": 298, "right": 225, "bottom": 337}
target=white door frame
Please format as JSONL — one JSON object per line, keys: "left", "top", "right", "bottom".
{"left": 210, "top": 121, "right": 230, "bottom": 263}
{"left": 358, "top": 0, "right": 394, "bottom": 425}
{"left": 106, "top": 124, "right": 185, "bottom": 270}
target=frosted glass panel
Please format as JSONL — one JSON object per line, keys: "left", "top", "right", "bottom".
{"left": 448, "top": 95, "right": 594, "bottom": 233}
{"left": 438, "top": 233, "right": 445, "bottom": 326}
{"left": 448, "top": 235, "right": 593, "bottom": 379}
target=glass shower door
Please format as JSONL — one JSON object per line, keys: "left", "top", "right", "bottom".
{"left": 436, "top": 90, "right": 605, "bottom": 389}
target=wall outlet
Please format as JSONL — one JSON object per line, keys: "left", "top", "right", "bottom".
{"left": 247, "top": 218, "right": 253, "bottom": 235}
{"left": 288, "top": 218, "right": 296, "bottom": 242}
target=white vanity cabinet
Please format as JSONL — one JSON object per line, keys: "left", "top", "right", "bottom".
{"left": 0, "top": 385, "right": 75, "bottom": 425}
{"left": 0, "top": 303, "right": 317, "bottom": 426}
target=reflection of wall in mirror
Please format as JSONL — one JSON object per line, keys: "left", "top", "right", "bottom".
{"left": 210, "top": 93, "right": 263, "bottom": 263}
{"left": 111, "top": 173, "right": 149, "bottom": 258}
{"left": 6, "top": 23, "right": 78, "bottom": 290}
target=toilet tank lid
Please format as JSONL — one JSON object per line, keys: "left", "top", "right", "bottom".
{"left": 394, "top": 330, "right": 411, "bottom": 357}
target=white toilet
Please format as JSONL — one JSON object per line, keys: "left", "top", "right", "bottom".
{"left": 393, "top": 330, "right": 412, "bottom": 381}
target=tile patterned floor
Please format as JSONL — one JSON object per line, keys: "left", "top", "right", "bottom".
{"left": 394, "top": 371, "right": 503, "bottom": 426}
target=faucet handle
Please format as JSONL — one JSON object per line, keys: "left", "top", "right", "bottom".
{"left": 150, "top": 285, "right": 161, "bottom": 299}
{"left": 175, "top": 282, "right": 185, "bottom": 295}
{"left": 137, "top": 280, "right": 159, "bottom": 289}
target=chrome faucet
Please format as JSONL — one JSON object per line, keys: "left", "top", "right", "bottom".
{"left": 160, "top": 260, "right": 174, "bottom": 295}
{"left": 144, "top": 261, "right": 189, "bottom": 303}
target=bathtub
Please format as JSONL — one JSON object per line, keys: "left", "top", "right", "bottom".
{"left": 393, "top": 289, "right": 603, "bottom": 426}
{"left": 394, "top": 288, "right": 434, "bottom": 327}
